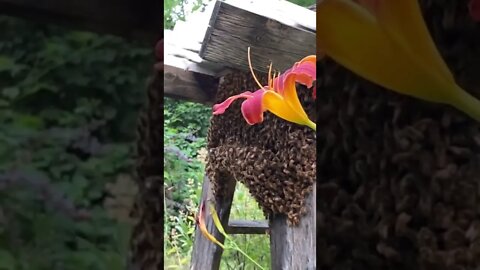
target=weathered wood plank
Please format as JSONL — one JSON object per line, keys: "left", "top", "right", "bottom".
{"left": 0, "top": 0, "right": 161, "bottom": 43}
{"left": 164, "top": 29, "right": 226, "bottom": 104}
{"left": 164, "top": 65, "right": 218, "bottom": 105}
{"left": 190, "top": 175, "right": 236, "bottom": 270}
{"left": 164, "top": 29, "right": 225, "bottom": 76}
{"left": 201, "top": 0, "right": 315, "bottom": 73}
{"left": 226, "top": 220, "right": 269, "bottom": 234}
{"left": 270, "top": 183, "right": 316, "bottom": 269}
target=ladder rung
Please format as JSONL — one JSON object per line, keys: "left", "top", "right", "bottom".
{"left": 226, "top": 220, "right": 269, "bottom": 234}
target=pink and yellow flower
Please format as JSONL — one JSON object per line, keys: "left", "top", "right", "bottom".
{"left": 212, "top": 48, "right": 316, "bottom": 130}
{"left": 317, "top": 0, "right": 480, "bottom": 122}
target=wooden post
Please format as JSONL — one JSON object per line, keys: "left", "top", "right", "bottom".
{"left": 190, "top": 175, "right": 236, "bottom": 270}
{"left": 270, "top": 183, "right": 316, "bottom": 269}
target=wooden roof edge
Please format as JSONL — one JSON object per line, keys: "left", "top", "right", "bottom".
{"left": 164, "top": 29, "right": 225, "bottom": 77}
{"left": 199, "top": 0, "right": 315, "bottom": 73}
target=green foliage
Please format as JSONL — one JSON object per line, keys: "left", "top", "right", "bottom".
{"left": 221, "top": 184, "right": 270, "bottom": 270}
{"left": 163, "top": 0, "right": 314, "bottom": 268}
{"left": 164, "top": 0, "right": 212, "bottom": 29}
{"left": 0, "top": 15, "right": 151, "bottom": 269}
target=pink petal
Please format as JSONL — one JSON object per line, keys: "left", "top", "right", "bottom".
{"left": 275, "top": 61, "right": 316, "bottom": 95}
{"left": 241, "top": 89, "right": 267, "bottom": 125}
{"left": 273, "top": 71, "right": 288, "bottom": 94}
{"left": 212, "top": 92, "right": 254, "bottom": 115}
{"left": 470, "top": 0, "right": 480, "bottom": 21}
{"left": 290, "top": 61, "right": 316, "bottom": 88}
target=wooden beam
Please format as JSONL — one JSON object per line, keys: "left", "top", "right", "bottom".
{"left": 226, "top": 220, "right": 269, "bottom": 234}
{"left": 200, "top": 0, "right": 315, "bottom": 73}
{"left": 164, "top": 65, "right": 218, "bottom": 105}
{"left": 270, "top": 183, "right": 316, "bottom": 269}
{"left": 191, "top": 175, "right": 237, "bottom": 270}
{"left": 0, "top": 0, "right": 161, "bottom": 43}
{"left": 164, "top": 29, "right": 224, "bottom": 104}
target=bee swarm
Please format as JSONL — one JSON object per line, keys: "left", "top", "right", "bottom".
{"left": 316, "top": 0, "right": 480, "bottom": 268}
{"left": 206, "top": 71, "right": 316, "bottom": 226}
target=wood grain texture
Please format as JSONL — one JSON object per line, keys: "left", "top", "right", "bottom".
{"left": 164, "top": 65, "right": 218, "bottom": 105}
{"left": 270, "top": 183, "right": 316, "bottom": 270}
{"left": 226, "top": 220, "right": 269, "bottom": 234}
{"left": 0, "top": 0, "right": 161, "bottom": 43}
{"left": 201, "top": 0, "right": 315, "bottom": 73}
{"left": 190, "top": 175, "right": 236, "bottom": 270}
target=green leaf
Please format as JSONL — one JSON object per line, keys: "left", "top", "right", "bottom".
{"left": 0, "top": 56, "right": 15, "bottom": 73}
{"left": 2, "top": 87, "right": 19, "bottom": 100}
{"left": 0, "top": 249, "right": 16, "bottom": 270}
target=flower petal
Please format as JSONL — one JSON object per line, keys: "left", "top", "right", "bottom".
{"left": 209, "top": 203, "right": 227, "bottom": 237}
{"left": 317, "top": 0, "right": 480, "bottom": 122}
{"left": 290, "top": 61, "right": 316, "bottom": 89}
{"left": 213, "top": 92, "right": 254, "bottom": 115}
{"left": 197, "top": 201, "right": 224, "bottom": 248}
{"left": 263, "top": 90, "right": 315, "bottom": 130}
{"left": 274, "top": 59, "right": 316, "bottom": 95}
{"left": 374, "top": 0, "right": 454, "bottom": 84}
{"left": 298, "top": 55, "right": 316, "bottom": 65}
{"left": 354, "top": 0, "right": 378, "bottom": 14}
{"left": 240, "top": 89, "right": 267, "bottom": 125}
{"left": 282, "top": 73, "right": 311, "bottom": 120}
{"left": 316, "top": 0, "right": 447, "bottom": 103}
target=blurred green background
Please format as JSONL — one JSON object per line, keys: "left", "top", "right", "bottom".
{"left": 0, "top": 15, "right": 151, "bottom": 270}
{"left": 0, "top": 0, "right": 315, "bottom": 269}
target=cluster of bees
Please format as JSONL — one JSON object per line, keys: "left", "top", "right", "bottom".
{"left": 316, "top": 36, "right": 480, "bottom": 270}
{"left": 130, "top": 71, "right": 165, "bottom": 269}
{"left": 206, "top": 70, "right": 316, "bottom": 225}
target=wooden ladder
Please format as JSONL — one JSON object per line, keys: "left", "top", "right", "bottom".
{"left": 190, "top": 175, "right": 316, "bottom": 270}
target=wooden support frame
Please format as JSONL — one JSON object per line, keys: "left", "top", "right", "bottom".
{"left": 190, "top": 175, "right": 236, "bottom": 270}
{"left": 227, "top": 220, "right": 268, "bottom": 234}
{"left": 191, "top": 175, "right": 316, "bottom": 269}
{"left": 270, "top": 184, "right": 316, "bottom": 269}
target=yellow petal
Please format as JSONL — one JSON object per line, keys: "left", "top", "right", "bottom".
{"left": 263, "top": 90, "right": 316, "bottom": 130}
{"left": 317, "top": 0, "right": 448, "bottom": 103}
{"left": 374, "top": 0, "right": 454, "bottom": 84}
{"left": 282, "top": 76, "right": 310, "bottom": 121}
{"left": 317, "top": 0, "right": 480, "bottom": 121}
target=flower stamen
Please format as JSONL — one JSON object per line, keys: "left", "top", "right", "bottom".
{"left": 268, "top": 62, "right": 273, "bottom": 89}
{"left": 247, "top": 47, "right": 266, "bottom": 90}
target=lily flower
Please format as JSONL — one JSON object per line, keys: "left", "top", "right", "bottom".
{"left": 317, "top": 0, "right": 480, "bottom": 122}
{"left": 196, "top": 200, "right": 224, "bottom": 248}
{"left": 212, "top": 48, "right": 317, "bottom": 131}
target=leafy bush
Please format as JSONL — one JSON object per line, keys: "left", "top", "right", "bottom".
{"left": 0, "top": 16, "right": 151, "bottom": 269}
